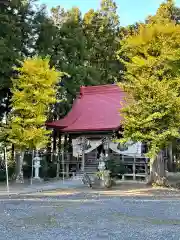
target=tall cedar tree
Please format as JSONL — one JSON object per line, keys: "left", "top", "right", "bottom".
{"left": 0, "top": 0, "right": 55, "bottom": 120}
{"left": 0, "top": 0, "right": 57, "bottom": 166}
{"left": 50, "top": 7, "right": 88, "bottom": 118}
{"left": 83, "top": 0, "right": 121, "bottom": 83}
{"left": 49, "top": 0, "right": 121, "bottom": 119}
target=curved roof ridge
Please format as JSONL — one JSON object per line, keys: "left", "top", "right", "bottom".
{"left": 46, "top": 84, "right": 125, "bottom": 132}
{"left": 80, "top": 84, "right": 121, "bottom": 95}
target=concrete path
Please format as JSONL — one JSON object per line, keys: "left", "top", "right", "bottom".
{"left": 0, "top": 178, "right": 84, "bottom": 196}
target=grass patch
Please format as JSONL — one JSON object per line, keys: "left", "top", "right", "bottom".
{"left": 112, "top": 212, "right": 180, "bottom": 226}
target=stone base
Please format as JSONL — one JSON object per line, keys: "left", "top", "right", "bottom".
{"left": 16, "top": 173, "right": 24, "bottom": 184}
{"left": 31, "top": 177, "right": 43, "bottom": 184}
{"left": 100, "top": 179, "right": 112, "bottom": 188}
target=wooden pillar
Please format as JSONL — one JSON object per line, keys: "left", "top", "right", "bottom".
{"left": 122, "top": 155, "right": 125, "bottom": 180}
{"left": 145, "top": 160, "right": 148, "bottom": 182}
{"left": 56, "top": 131, "right": 61, "bottom": 178}
{"left": 133, "top": 157, "right": 136, "bottom": 180}
{"left": 64, "top": 135, "right": 68, "bottom": 151}
{"left": 46, "top": 134, "right": 52, "bottom": 163}
{"left": 56, "top": 157, "right": 60, "bottom": 179}
{"left": 68, "top": 135, "right": 73, "bottom": 165}
{"left": 57, "top": 131, "right": 62, "bottom": 153}
{"left": 63, "top": 134, "right": 68, "bottom": 177}
{"left": 52, "top": 129, "right": 57, "bottom": 153}
{"left": 62, "top": 147, "right": 65, "bottom": 181}
{"left": 122, "top": 154, "right": 124, "bottom": 163}
{"left": 82, "top": 148, "right": 85, "bottom": 172}
{"left": 66, "top": 163, "right": 69, "bottom": 177}
{"left": 81, "top": 137, "right": 85, "bottom": 172}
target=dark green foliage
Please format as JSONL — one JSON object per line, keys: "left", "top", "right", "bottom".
{"left": 0, "top": 164, "right": 15, "bottom": 182}
{"left": 106, "top": 159, "right": 126, "bottom": 177}
{"left": 49, "top": 0, "right": 122, "bottom": 118}
{"left": 22, "top": 153, "right": 58, "bottom": 179}
{"left": 0, "top": 0, "right": 57, "bottom": 120}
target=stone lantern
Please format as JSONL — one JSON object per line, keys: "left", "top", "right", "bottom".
{"left": 33, "top": 152, "right": 42, "bottom": 181}
{"left": 98, "top": 153, "right": 106, "bottom": 171}
{"left": 97, "top": 152, "right": 111, "bottom": 188}
{"left": 102, "top": 137, "right": 110, "bottom": 160}
{"left": 76, "top": 137, "right": 90, "bottom": 172}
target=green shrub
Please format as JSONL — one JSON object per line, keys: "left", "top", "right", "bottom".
{"left": 106, "top": 159, "right": 126, "bottom": 177}
{"left": 40, "top": 156, "right": 57, "bottom": 179}
{"left": 47, "top": 162, "right": 57, "bottom": 178}
{"left": 0, "top": 170, "right": 6, "bottom": 181}
{"left": 0, "top": 163, "right": 16, "bottom": 182}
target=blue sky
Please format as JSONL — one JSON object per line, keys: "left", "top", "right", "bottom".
{"left": 38, "top": 0, "right": 180, "bottom": 26}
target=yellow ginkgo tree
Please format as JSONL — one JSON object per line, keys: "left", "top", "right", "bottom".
{"left": 117, "top": 1, "right": 180, "bottom": 185}
{"left": 7, "top": 57, "right": 63, "bottom": 182}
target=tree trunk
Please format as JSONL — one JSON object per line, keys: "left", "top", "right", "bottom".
{"left": 11, "top": 144, "right": 15, "bottom": 162}
{"left": 52, "top": 130, "right": 57, "bottom": 153}
{"left": 64, "top": 135, "right": 68, "bottom": 151}
{"left": 56, "top": 132, "right": 62, "bottom": 178}
{"left": 57, "top": 132, "right": 62, "bottom": 153}
{"left": 168, "top": 143, "right": 173, "bottom": 172}
{"left": 16, "top": 151, "right": 24, "bottom": 183}
{"left": 64, "top": 135, "right": 68, "bottom": 163}
{"left": 68, "top": 135, "right": 72, "bottom": 163}
{"left": 149, "top": 151, "right": 166, "bottom": 186}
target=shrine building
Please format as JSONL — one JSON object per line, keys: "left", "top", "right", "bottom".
{"left": 46, "top": 84, "right": 148, "bottom": 181}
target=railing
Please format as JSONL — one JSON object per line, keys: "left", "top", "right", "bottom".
{"left": 5, "top": 151, "right": 150, "bottom": 179}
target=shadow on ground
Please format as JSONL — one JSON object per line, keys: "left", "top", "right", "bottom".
{"left": 21, "top": 182, "right": 180, "bottom": 200}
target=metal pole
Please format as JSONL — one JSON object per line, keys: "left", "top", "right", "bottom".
{"left": 4, "top": 111, "right": 9, "bottom": 194}
{"left": 56, "top": 152, "right": 60, "bottom": 179}
{"left": 30, "top": 150, "right": 34, "bottom": 185}
{"left": 145, "top": 158, "right": 148, "bottom": 182}
{"left": 168, "top": 143, "right": 173, "bottom": 172}
{"left": 4, "top": 146, "right": 9, "bottom": 194}
{"left": 133, "top": 156, "right": 136, "bottom": 181}
{"left": 62, "top": 149, "right": 65, "bottom": 182}
{"left": 81, "top": 137, "right": 85, "bottom": 172}
{"left": 82, "top": 149, "right": 85, "bottom": 172}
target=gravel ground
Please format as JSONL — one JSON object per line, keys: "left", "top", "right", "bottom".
{"left": 0, "top": 193, "right": 180, "bottom": 240}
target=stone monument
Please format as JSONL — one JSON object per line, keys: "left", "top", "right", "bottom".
{"left": 33, "top": 152, "right": 42, "bottom": 182}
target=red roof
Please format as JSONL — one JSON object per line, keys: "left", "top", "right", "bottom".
{"left": 46, "top": 84, "right": 125, "bottom": 133}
